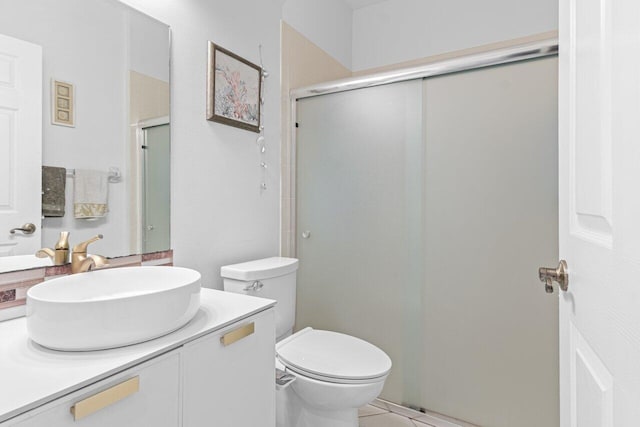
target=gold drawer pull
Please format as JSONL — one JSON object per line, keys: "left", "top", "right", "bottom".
{"left": 221, "top": 322, "right": 255, "bottom": 346}
{"left": 70, "top": 376, "right": 139, "bottom": 421}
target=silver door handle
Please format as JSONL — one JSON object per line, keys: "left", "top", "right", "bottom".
{"left": 9, "top": 223, "right": 36, "bottom": 235}
{"left": 538, "top": 260, "right": 569, "bottom": 293}
{"left": 302, "top": 231, "right": 311, "bottom": 239}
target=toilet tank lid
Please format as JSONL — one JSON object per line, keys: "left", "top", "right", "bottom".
{"left": 220, "top": 257, "right": 298, "bottom": 281}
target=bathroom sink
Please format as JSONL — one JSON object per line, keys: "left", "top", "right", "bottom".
{"left": 26, "top": 266, "right": 201, "bottom": 351}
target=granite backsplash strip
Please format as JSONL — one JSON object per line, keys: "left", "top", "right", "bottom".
{"left": 0, "top": 289, "right": 16, "bottom": 303}
{"left": 141, "top": 251, "right": 174, "bottom": 266}
{"left": 0, "top": 249, "right": 173, "bottom": 321}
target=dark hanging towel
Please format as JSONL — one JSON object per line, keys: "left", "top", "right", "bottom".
{"left": 42, "top": 166, "right": 66, "bottom": 217}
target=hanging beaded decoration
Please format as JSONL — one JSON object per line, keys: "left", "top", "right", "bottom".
{"left": 258, "top": 44, "right": 269, "bottom": 193}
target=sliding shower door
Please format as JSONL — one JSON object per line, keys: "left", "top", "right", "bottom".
{"left": 295, "top": 56, "right": 558, "bottom": 427}
{"left": 421, "top": 57, "right": 558, "bottom": 427}
{"left": 296, "top": 80, "right": 425, "bottom": 406}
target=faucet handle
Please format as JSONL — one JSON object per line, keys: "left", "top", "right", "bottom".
{"left": 72, "top": 234, "right": 103, "bottom": 253}
{"left": 36, "top": 248, "right": 55, "bottom": 259}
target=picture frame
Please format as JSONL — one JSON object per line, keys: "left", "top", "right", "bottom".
{"left": 51, "top": 79, "right": 75, "bottom": 127}
{"left": 207, "top": 42, "right": 262, "bottom": 133}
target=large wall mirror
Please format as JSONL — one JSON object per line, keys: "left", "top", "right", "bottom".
{"left": 0, "top": 0, "right": 170, "bottom": 272}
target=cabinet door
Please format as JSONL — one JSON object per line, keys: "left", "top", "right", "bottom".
{"left": 182, "top": 309, "right": 275, "bottom": 427}
{"left": 7, "top": 351, "right": 180, "bottom": 427}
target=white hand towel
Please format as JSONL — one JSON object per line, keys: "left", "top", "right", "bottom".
{"left": 73, "top": 169, "right": 109, "bottom": 219}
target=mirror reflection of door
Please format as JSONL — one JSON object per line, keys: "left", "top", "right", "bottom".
{"left": 0, "top": 33, "right": 42, "bottom": 256}
{"left": 142, "top": 123, "right": 170, "bottom": 253}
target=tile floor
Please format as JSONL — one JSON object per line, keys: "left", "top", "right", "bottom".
{"left": 358, "top": 401, "right": 477, "bottom": 427}
{"left": 359, "top": 404, "right": 433, "bottom": 426}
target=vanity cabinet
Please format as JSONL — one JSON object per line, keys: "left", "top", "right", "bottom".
{"left": 182, "top": 310, "right": 275, "bottom": 426}
{"left": 8, "top": 351, "right": 181, "bottom": 427}
{"left": 0, "top": 290, "right": 275, "bottom": 427}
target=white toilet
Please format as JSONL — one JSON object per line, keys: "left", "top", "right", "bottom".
{"left": 221, "top": 257, "right": 391, "bottom": 427}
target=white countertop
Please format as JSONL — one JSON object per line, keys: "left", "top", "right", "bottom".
{"left": 0, "top": 288, "right": 275, "bottom": 423}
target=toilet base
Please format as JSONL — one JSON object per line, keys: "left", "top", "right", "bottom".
{"left": 277, "top": 384, "right": 358, "bottom": 427}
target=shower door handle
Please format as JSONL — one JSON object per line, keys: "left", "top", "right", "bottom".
{"left": 538, "top": 260, "right": 569, "bottom": 293}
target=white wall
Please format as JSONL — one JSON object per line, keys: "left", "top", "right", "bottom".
{"left": 352, "top": 0, "right": 558, "bottom": 71}
{"left": 118, "top": 0, "right": 283, "bottom": 288}
{"left": 129, "top": 10, "right": 170, "bottom": 82}
{"left": 282, "top": 0, "right": 353, "bottom": 70}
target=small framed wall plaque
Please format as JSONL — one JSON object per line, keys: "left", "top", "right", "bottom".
{"left": 51, "top": 79, "right": 75, "bottom": 127}
{"left": 207, "top": 42, "right": 262, "bottom": 133}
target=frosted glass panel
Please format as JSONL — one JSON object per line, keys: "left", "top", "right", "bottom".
{"left": 296, "top": 80, "right": 424, "bottom": 406}
{"left": 421, "top": 57, "right": 558, "bottom": 427}
{"left": 143, "top": 124, "right": 170, "bottom": 253}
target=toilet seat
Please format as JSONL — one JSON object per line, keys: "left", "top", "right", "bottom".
{"left": 276, "top": 328, "right": 392, "bottom": 384}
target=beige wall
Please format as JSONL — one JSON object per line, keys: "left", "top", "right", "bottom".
{"left": 130, "top": 70, "right": 170, "bottom": 124}
{"left": 280, "top": 22, "right": 351, "bottom": 256}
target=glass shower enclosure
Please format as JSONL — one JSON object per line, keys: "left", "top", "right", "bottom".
{"left": 293, "top": 56, "right": 559, "bottom": 427}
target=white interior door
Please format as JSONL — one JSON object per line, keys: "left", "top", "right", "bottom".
{"left": 0, "top": 33, "right": 42, "bottom": 256}
{"left": 559, "top": 0, "right": 640, "bottom": 425}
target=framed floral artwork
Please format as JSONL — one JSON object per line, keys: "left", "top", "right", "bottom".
{"left": 207, "top": 42, "right": 262, "bottom": 132}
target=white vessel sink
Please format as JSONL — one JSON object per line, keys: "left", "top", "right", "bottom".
{"left": 26, "top": 266, "right": 201, "bottom": 351}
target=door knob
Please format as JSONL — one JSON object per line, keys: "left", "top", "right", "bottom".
{"left": 538, "top": 260, "right": 569, "bottom": 293}
{"left": 9, "top": 223, "right": 36, "bottom": 235}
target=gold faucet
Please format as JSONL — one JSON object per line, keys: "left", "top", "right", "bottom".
{"left": 71, "top": 234, "right": 109, "bottom": 274}
{"left": 36, "top": 231, "right": 70, "bottom": 266}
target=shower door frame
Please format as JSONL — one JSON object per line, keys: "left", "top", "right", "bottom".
{"left": 282, "top": 37, "right": 559, "bottom": 257}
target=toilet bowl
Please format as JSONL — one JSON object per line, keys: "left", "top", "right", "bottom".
{"left": 276, "top": 327, "right": 390, "bottom": 427}
{"left": 221, "top": 257, "right": 392, "bottom": 427}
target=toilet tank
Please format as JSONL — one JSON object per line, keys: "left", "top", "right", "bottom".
{"left": 221, "top": 257, "right": 298, "bottom": 341}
